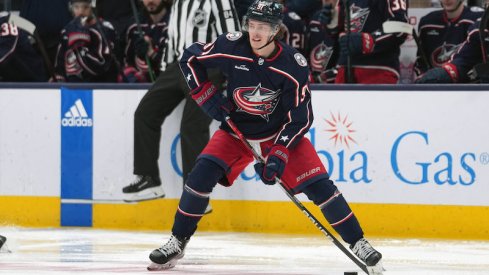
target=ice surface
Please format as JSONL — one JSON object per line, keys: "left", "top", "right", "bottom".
{"left": 0, "top": 227, "right": 488, "bottom": 274}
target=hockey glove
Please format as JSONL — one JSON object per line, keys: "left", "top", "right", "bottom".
{"left": 318, "top": 4, "right": 333, "bottom": 25}
{"left": 339, "top": 32, "right": 375, "bottom": 56}
{"left": 134, "top": 35, "right": 150, "bottom": 59}
{"left": 415, "top": 64, "right": 458, "bottom": 83}
{"left": 254, "top": 145, "right": 289, "bottom": 185}
{"left": 190, "top": 81, "right": 232, "bottom": 122}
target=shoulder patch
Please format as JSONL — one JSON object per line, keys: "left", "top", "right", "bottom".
{"left": 102, "top": 20, "right": 114, "bottom": 30}
{"left": 294, "top": 53, "right": 308, "bottom": 67}
{"left": 287, "top": 11, "right": 301, "bottom": 21}
{"left": 470, "top": 6, "right": 484, "bottom": 13}
{"left": 226, "top": 31, "right": 243, "bottom": 41}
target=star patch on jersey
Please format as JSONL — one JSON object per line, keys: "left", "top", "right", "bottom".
{"left": 294, "top": 53, "right": 308, "bottom": 67}
{"left": 226, "top": 31, "right": 243, "bottom": 41}
{"left": 233, "top": 83, "right": 280, "bottom": 121}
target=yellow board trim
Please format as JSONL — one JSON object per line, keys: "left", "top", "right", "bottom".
{"left": 0, "top": 196, "right": 60, "bottom": 227}
{"left": 2, "top": 196, "right": 489, "bottom": 240}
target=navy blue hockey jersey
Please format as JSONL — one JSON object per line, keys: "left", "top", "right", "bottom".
{"left": 180, "top": 32, "right": 312, "bottom": 149}
{"left": 123, "top": 12, "right": 170, "bottom": 81}
{"left": 308, "top": 10, "right": 338, "bottom": 83}
{"left": 54, "top": 16, "right": 117, "bottom": 82}
{"left": 450, "top": 18, "right": 488, "bottom": 82}
{"left": 0, "top": 12, "right": 47, "bottom": 81}
{"left": 415, "top": 6, "right": 483, "bottom": 74}
{"left": 336, "top": 0, "right": 409, "bottom": 72}
{"left": 281, "top": 9, "right": 307, "bottom": 55}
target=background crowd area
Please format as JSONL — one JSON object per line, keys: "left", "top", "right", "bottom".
{"left": 0, "top": 0, "right": 487, "bottom": 84}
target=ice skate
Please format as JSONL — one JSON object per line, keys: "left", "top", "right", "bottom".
{"left": 350, "top": 238, "right": 384, "bottom": 274}
{"left": 204, "top": 203, "right": 213, "bottom": 215}
{"left": 147, "top": 235, "right": 189, "bottom": 271}
{"left": 0, "top": 235, "right": 10, "bottom": 253}
{"left": 122, "top": 175, "right": 165, "bottom": 202}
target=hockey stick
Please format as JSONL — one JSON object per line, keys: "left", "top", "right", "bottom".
{"left": 382, "top": 21, "right": 431, "bottom": 70}
{"left": 129, "top": 0, "right": 156, "bottom": 82}
{"left": 479, "top": 4, "right": 489, "bottom": 64}
{"left": 61, "top": 198, "right": 137, "bottom": 204}
{"left": 343, "top": 0, "right": 354, "bottom": 83}
{"left": 8, "top": 13, "right": 57, "bottom": 81}
{"left": 225, "top": 117, "right": 368, "bottom": 274}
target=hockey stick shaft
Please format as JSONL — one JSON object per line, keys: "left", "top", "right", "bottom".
{"left": 412, "top": 28, "right": 432, "bottom": 70}
{"left": 225, "top": 117, "right": 368, "bottom": 274}
{"left": 343, "top": 0, "right": 354, "bottom": 83}
{"left": 479, "top": 5, "right": 489, "bottom": 64}
{"left": 129, "top": 0, "right": 156, "bottom": 82}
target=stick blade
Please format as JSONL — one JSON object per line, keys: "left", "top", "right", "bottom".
{"left": 7, "top": 13, "right": 36, "bottom": 35}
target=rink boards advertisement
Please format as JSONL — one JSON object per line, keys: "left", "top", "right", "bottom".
{"left": 1, "top": 86, "right": 488, "bottom": 239}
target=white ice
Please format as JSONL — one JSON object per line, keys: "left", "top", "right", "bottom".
{"left": 0, "top": 227, "right": 488, "bottom": 275}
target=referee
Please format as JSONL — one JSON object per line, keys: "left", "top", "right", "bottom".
{"left": 122, "top": 0, "right": 240, "bottom": 203}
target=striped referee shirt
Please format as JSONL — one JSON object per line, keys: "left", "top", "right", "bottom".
{"left": 160, "top": 0, "right": 240, "bottom": 71}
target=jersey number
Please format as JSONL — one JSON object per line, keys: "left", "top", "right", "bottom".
{"left": 0, "top": 23, "right": 19, "bottom": 36}
{"left": 290, "top": 33, "right": 304, "bottom": 50}
{"left": 391, "top": 0, "right": 407, "bottom": 11}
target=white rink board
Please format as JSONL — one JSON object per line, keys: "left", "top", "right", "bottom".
{"left": 1, "top": 88, "right": 489, "bottom": 206}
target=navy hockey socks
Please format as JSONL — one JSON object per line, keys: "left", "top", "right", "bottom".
{"left": 302, "top": 179, "right": 363, "bottom": 245}
{"left": 172, "top": 159, "right": 223, "bottom": 238}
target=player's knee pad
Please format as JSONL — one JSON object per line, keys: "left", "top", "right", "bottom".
{"left": 303, "top": 179, "right": 352, "bottom": 224}
{"left": 178, "top": 158, "right": 223, "bottom": 216}
{"left": 173, "top": 159, "right": 224, "bottom": 238}
{"left": 302, "top": 179, "right": 363, "bottom": 244}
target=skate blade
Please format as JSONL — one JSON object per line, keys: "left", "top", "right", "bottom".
{"left": 366, "top": 259, "right": 385, "bottom": 275}
{"left": 147, "top": 260, "right": 177, "bottom": 271}
{"left": 123, "top": 187, "right": 166, "bottom": 202}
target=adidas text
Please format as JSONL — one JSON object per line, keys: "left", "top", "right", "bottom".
{"left": 62, "top": 117, "right": 93, "bottom": 127}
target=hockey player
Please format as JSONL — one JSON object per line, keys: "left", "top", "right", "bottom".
{"left": 0, "top": 12, "right": 48, "bottom": 82}
{"left": 146, "top": 1, "right": 384, "bottom": 273}
{"left": 276, "top": 0, "right": 307, "bottom": 55}
{"left": 308, "top": 0, "right": 339, "bottom": 83}
{"left": 53, "top": 0, "right": 118, "bottom": 82}
{"left": 121, "top": 0, "right": 171, "bottom": 82}
{"left": 415, "top": 0, "right": 483, "bottom": 75}
{"left": 416, "top": 10, "right": 489, "bottom": 83}
{"left": 319, "top": 0, "right": 409, "bottom": 83}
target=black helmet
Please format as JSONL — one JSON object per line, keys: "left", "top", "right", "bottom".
{"left": 70, "top": 0, "right": 92, "bottom": 4}
{"left": 243, "top": 0, "right": 283, "bottom": 29}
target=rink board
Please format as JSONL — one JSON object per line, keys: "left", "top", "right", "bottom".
{"left": 1, "top": 85, "right": 489, "bottom": 239}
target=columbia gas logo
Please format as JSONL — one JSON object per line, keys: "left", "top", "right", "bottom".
{"left": 61, "top": 99, "right": 93, "bottom": 127}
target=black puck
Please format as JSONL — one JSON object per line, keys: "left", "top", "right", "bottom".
{"left": 344, "top": 272, "right": 358, "bottom": 275}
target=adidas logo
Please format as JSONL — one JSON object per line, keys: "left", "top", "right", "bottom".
{"left": 61, "top": 99, "right": 93, "bottom": 127}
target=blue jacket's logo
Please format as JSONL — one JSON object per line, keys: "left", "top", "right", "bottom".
{"left": 233, "top": 83, "right": 280, "bottom": 121}
{"left": 61, "top": 99, "right": 93, "bottom": 127}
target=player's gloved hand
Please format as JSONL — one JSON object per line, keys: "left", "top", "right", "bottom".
{"left": 190, "top": 81, "right": 233, "bottom": 122}
{"left": 318, "top": 4, "right": 333, "bottom": 25}
{"left": 415, "top": 64, "right": 458, "bottom": 83}
{"left": 254, "top": 144, "right": 289, "bottom": 185}
{"left": 134, "top": 35, "right": 149, "bottom": 59}
{"left": 339, "top": 32, "right": 375, "bottom": 56}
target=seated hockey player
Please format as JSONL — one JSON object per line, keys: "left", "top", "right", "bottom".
{"left": 416, "top": 9, "right": 489, "bottom": 83}
{"left": 0, "top": 12, "right": 48, "bottom": 82}
{"left": 318, "top": 0, "right": 409, "bottom": 83}
{"left": 121, "top": 0, "right": 171, "bottom": 83}
{"left": 308, "top": 0, "right": 340, "bottom": 83}
{"left": 146, "top": 1, "right": 384, "bottom": 274}
{"left": 415, "top": 0, "right": 483, "bottom": 75}
{"left": 53, "top": 0, "right": 118, "bottom": 82}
